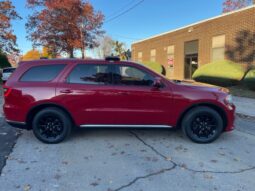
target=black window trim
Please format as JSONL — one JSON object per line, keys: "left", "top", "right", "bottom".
{"left": 65, "top": 62, "right": 166, "bottom": 88}
{"left": 19, "top": 64, "right": 67, "bottom": 83}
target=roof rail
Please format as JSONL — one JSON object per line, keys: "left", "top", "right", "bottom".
{"left": 105, "top": 56, "right": 120, "bottom": 62}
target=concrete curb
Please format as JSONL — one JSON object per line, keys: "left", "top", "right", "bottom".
{"left": 236, "top": 113, "right": 255, "bottom": 121}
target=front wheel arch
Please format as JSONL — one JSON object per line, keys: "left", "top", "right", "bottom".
{"left": 176, "top": 103, "right": 228, "bottom": 131}
{"left": 26, "top": 103, "right": 75, "bottom": 130}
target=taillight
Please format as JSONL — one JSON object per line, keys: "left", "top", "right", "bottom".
{"left": 3, "top": 86, "right": 12, "bottom": 97}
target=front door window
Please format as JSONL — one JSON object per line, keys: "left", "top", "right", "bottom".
{"left": 112, "top": 65, "right": 154, "bottom": 86}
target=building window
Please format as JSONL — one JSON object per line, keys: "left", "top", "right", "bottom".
{"left": 150, "top": 49, "right": 156, "bottom": 62}
{"left": 212, "top": 35, "right": 225, "bottom": 61}
{"left": 137, "top": 52, "right": 143, "bottom": 62}
{"left": 167, "top": 45, "right": 174, "bottom": 66}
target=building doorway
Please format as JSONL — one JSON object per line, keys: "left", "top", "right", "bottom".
{"left": 185, "top": 54, "right": 198, "bottom": 79}
{"left": 184, "top": 40, "right": 198, "bottom": 79}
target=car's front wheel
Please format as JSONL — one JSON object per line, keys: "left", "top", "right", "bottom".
{"left": 181, "top": 106, "right": 224, "bottom": 143}
{"left": 32, "top": 107, "right": 72, "bottom": 144}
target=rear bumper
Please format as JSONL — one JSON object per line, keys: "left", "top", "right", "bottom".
{"left": 5, "top": 119, "right": 28, "bottom": 130}
{"left": 3, "top": 103, "right": 27, "bottom": 124}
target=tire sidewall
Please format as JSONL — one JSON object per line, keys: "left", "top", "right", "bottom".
{"left": 182, "top": 107, "right": 224, "bottom": 143}
{"left": 32, "top": 108, "right": 71, "bottom": 144}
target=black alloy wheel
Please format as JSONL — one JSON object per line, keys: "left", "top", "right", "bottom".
{"left": 32, "top": 107, "right": 72, "bottom": 144}
{"left": 182, "top": 106, "right": 224, "bottom": 143}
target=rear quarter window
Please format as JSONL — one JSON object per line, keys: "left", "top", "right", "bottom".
{"left": 20, "top": 64, "right": 66, "bottom": 82}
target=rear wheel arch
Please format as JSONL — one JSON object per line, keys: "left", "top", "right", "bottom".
{"left": 26, "top": 103, "right": 76, "bottom": 129}
{"left": 177, "top": 103, "right": 228, "bottom": 131}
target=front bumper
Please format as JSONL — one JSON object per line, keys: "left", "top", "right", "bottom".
{"left": 224, "top": 104, "right": 236, "bottom": 131}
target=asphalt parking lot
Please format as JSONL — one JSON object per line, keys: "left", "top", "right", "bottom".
{"left": 0, "top": 114, "right": 255, "bottom": 191}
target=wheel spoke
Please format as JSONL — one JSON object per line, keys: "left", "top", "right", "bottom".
{"left": 191, "top": 113, "right": 218, "bottom": 139}
{"left": 37, "top": 115, "right": 64, "bottom": 140}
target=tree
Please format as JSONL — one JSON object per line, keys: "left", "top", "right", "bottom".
{"left": 222, "top": 0, "right": 252, "bottom": 13}
{"left": 7, "top": 52, "right": 21, "bottom": 67}
{"left": 22, "top": 49, "right": 41, "bottom": 60}
{"left": 226, "top": 30, "right": 255, "bottom": 79}
{"left": 41, "top": 46, "right": 52, "bottom": 58}
{"left": 0, "top": 52, "right": 11, "bottom": 68}
{"left": 26, "top": 0, "right": 104, "bottom": 58}
{"left": 0, "top": 0, "right": 21, "bottom": 54}
{"left": 113, "top": 41, "right": 131, "bottom": 60}
{"left": 96, "top": 35, "right": 114, "bottom": 58}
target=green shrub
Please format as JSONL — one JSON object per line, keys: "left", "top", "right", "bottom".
{"left": 243, "top": 69, "right": 255, "bottom": 90}
{"left": 0, "top": 53, "right": 11, "bottom": 69}
{"left": 192, "top": 60, "right": 245, "bottom": 87}
{"left": 143, "top": 61, "right": 163, "bottom": 74}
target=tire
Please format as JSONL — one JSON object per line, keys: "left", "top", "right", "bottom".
{"left": 181, "top": 106, "right": 224, "bottom": 144}
{"left": 32, "top": 107, "right": 72, "bottom": 144}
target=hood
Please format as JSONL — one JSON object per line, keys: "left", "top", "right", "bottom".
{"left": 170, "top": 80, "right": 229, "bottom": 93}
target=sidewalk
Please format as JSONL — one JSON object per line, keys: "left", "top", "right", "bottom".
{"left": 233, "top": 96, "right": 255, "bottom": 117}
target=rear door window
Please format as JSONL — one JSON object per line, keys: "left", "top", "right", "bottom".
{"left": 20, "top": 64, "right": 66, "bottom": 82}
{"left": 67, "top": 64, "right": 112, "bottom": 85}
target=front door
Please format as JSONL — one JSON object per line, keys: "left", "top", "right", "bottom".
{"left": 184, "top": 54, "right": 198, "bottom": 79}
{"left": 110, "top": 64, "right": 173, "bottom": 125}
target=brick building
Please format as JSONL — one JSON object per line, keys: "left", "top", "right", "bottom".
{"left": 131, "top": 5, "right": 255, "bottom": 79}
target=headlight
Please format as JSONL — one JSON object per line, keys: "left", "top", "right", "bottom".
{"left": 225, "top": 94, "right": 233, "bottom": 105}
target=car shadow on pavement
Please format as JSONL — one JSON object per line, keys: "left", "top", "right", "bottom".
{"left": 70, "top": 127, "right": 182, "bottom": 141}
{"left": 0, "top": 119, "right": 20, "bottom": 175}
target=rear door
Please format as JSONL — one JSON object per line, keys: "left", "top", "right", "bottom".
{"left": 56, "top": 63, "right": 122, "bottom": 126}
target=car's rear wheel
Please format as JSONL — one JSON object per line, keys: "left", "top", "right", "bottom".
{"left": 181, "top": 106, "right": 224, "bottom": 143}
{"left": 32, "top": 107, "right": 72, "bottom": 144}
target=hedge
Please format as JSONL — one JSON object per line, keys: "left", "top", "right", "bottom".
{"left": 192, "top": 60, "right": 245, "bottom": 87}
{"left": 243, "top": 69, "right": 255, "bottom": 90}
{"left": 143, "top": 61, "right": 163, "bottom": 75}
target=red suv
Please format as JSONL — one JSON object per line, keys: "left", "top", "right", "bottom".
{"left": 3, "top": 57, "right": 235, "bottom": 144}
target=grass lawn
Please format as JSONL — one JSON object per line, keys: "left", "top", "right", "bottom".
{"left": 228, "top": 85, "right": 255, "bottom": 99}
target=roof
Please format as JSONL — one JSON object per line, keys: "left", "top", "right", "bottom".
{"left": 18, "top": 58, "right": 108, "bottom": 65}
{"left": 18, "top": 58, "right": 133, "bottom": 65}
{"left": 133, "top": 5, "right": 255, "bottom": 44}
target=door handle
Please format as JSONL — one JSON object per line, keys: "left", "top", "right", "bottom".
{"left": 60, "top": 89, "right": 72, "bottom": 94}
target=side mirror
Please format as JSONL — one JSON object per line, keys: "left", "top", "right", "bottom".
{"left": 153, "top": 77, "right": 163, "bottom": 88}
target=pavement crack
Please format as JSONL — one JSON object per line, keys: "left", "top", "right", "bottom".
{"left": 112, "top": 165, "right": 176, "bottom": 191}
{"left": 129, "top": 131, "right": 255, "bottom": 175}
{"left": 129, "top": 131, "right": 169, "bottom": 161}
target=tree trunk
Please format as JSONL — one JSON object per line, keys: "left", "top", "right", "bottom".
{"left": 240, "top": 63, "right": 252, "bottom": 83}
{"left": 81, "top": 47, "right": 85, "bottom": 59}
{"left": 69, "top": 49, "right": 74, "bottom": 58}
